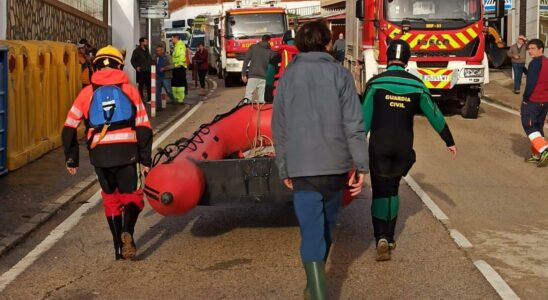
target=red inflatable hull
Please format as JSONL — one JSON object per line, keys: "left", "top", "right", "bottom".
{"left": 144, "top": 103, "right": 355, "bottom": 216}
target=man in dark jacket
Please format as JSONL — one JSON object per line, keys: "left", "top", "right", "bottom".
{"left": 242, "top": 35, "right": 272, "bottom": 103}
{"left": 131, "top": 37, "right": 153, "bottom": 102}
{"left": 272, "top": 21, "right": 368, "bottom": 300}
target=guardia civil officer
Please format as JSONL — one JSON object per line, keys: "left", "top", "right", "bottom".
{"left": 62, "top": 45, "right": 153, "bottom": 260}
{"left": 362, "top": 40, "right": 457, "bottom": 261}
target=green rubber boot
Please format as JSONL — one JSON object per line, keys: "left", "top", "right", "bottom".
{"left": 303, "top": 262, "right": 326, "bottom": 300}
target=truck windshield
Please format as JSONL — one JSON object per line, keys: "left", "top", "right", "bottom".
{"left": 384, "top": 0, "right": 480, "bottom": 23}
{"left": 190, "top": 36, "right": 205, "bottom": 50}
{"left": 227, "top": 13, "right": 286, "bottom": 38}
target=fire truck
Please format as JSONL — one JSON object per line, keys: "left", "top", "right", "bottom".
{"left": 347, "top": 0, "right": 504, "bottom": 118}
{"left": 204, "top": 0, "right": 289, "bottom": 87}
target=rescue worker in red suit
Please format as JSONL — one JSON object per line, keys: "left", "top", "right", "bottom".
{"left": 264, "top": 29, "right": 299, "bottom": 103}
{"left": 62, "top": 45, "right": 153, "bottom": 260}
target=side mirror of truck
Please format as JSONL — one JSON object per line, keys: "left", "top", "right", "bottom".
{"left": 495, "top": 0, "right": 505, "bottom": 19}
{"left": 356, "top": 0, "right": 365, "bottom": 21}
{"left": 214, "top": 18, "right": 219, "bottom": 25}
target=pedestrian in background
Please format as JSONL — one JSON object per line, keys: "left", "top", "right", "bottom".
{"left": 193, "top": 42, "right": 209, "bottom": 96}
{"left": 131, "top": 37, "right": 153, "bottom": 103}
{"left": 362, "top": 40, "right": 456, "bottom": 261}
{"left": 333, "top": 33, "right": 345, "bottom": 64}
{"left": 521, "top": 39, "right": 548, "bottom": 166}
{"left": 272, "top": 20, "right": 368, "bottom": 300}
{"left": 264, "top": 29, "right": 299, "bottom": 103}
{"left": 171, "top": 34, "right": 188, "bottom": 104}
{"left": 508, "top": 35, "right": 527, "bottom": 94}
{"left": 77, "top": 39, "right": 92, "bottom": 88}
{"left": 242, "top": 35, "right": 272, "bottom": 103}
{"left": 155, "top": 45, "right": 175, "bottom": 104}
{"left": 62, "top": 45, "right": 152, "bottom": 260}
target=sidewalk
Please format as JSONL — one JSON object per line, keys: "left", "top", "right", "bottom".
{"left": 0, "top": 79, "right": 210, "bottom": 255}
{"left": 483, "top": 68, "right": 523, "bottom": 110}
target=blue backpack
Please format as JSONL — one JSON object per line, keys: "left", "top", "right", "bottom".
{"left": 89, "top": 85, "right": 134, "bottom": 129}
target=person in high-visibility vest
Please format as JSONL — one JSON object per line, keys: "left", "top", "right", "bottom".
{"left": 62, "top": 45, "right": 153, "bottom": 260}
{"left": 264, "top": 30, "right": 299, "bottom": 103}
{"left": 171, "top": 34, "right": 188, "bottom": 103}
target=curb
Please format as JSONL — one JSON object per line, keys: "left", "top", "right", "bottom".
{"left": 0, "top": 83, "right": 218, "bottom": 257}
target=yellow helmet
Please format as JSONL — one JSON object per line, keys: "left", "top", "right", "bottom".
{"left": 93, "top": 45, "right": 124, "bottom": 67}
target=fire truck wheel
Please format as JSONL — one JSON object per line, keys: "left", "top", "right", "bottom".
{"left": 224, "top": 72, "right": 233, "bottom": 87}
{"left": 461, "top": 93, "right": 480, "bottom": 119}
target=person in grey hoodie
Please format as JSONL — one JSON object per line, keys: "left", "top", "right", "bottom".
{"left": 272, "top": 20, "right": 368, "bottom": 300}
{"left": 242, "top": 35, "right": 273, "bottom": 103}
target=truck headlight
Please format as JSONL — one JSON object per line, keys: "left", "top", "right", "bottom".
{"left": 463, "top": 68, "right": 484, "bottom": 78}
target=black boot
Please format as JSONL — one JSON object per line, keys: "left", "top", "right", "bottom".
{"left": 121, "top": 203, "right": 141, "bottom": 260}
{"left": 106, "top": 216, "right": 123, "bottom": 260}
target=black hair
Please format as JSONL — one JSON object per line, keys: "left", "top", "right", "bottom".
{"left": 527, "top": 39, "right": 545, "bottom": 51}
{"left": 261, "top": 34, "right": 271, "bottom": 42}
{"left": 79, "top": 38, "right": 88, "bottom": 44}
{"left": 295, "top": 20, "right": 331, "bottom": 53}
{"left": 139, "top": 37, "right": 148, "bottom": 44}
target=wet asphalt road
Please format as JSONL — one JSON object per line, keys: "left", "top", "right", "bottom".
{"left": 0, "top": 80, "right": 535, "bottom": 299}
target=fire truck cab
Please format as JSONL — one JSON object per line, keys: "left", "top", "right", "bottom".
{"left": 347, "top": 0, "right": 503, "bottom": 119}
{"left": 204, "top": 0, "right": 288, "bottom": 87}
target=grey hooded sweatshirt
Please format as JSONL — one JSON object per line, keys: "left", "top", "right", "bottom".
{"left": 272, "top": 52, "right": 369, "bottom": 179}
{"left": 242, "top": 41, "right": 272, "bottom": 79}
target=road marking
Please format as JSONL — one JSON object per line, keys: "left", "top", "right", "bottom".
{"left": 449, "top": 229, "right": 473, "bottom": 248}
{"left": 154, "top": 102, "right": 203, "bottom": 146}
{"left": 483, "top": 99, "right": 548, "bottom": 129}
{"left": 0, "top": 102, "right": 204, "bottom": 293}
{"left": 403, "top": 175, "right": 449, "bottom": 222}
{"left": 0, "top": 193, "right": 101, "bottom": 292}
{"left": 405, "top": 173, "right": 520, "bottom": 298}
{"left": 474, "top": 260, "right": 521, "bottom": 300}
{"left": 482, "top": 99, "right": 520, "bottom": 117}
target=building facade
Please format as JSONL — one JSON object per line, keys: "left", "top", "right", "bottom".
{"left": 3, "top": 0, "right": 109, "bottom": 46}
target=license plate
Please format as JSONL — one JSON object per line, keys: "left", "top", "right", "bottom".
{"left": 423, "top": 75, "right": 450, "bottom": 82}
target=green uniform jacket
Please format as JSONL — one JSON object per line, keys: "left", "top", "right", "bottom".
{"left": 362, "top": 64, "right": 455, "bottom": 146}
{"left": 172, "top": 40, "right": 187, "bottom": 68}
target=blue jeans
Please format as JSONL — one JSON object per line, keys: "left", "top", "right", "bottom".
{"left": 293, "top": 189, "right": 342, "bottom": 262}
{"left": 512, "top": 62, "right": 525, "bottom": 92}
{"left": 156, "top": 77, "right": 175, "bottom": 103}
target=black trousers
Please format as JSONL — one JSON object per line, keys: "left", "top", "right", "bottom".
{"left": 172, "top": 67, "right": 188, "bottom": 95}
{"left": 198, "top": 69, "right": 207, "bottom": 89}
{"left": 95, "top": 164, "right": 139, "bottom": 194}
{"left": 137, "top": 71, "right": 151, "bottom": 102}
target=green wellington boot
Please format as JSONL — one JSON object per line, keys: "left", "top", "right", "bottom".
{"left": 303, "top": 262, "right": 326, "bottom": 300}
